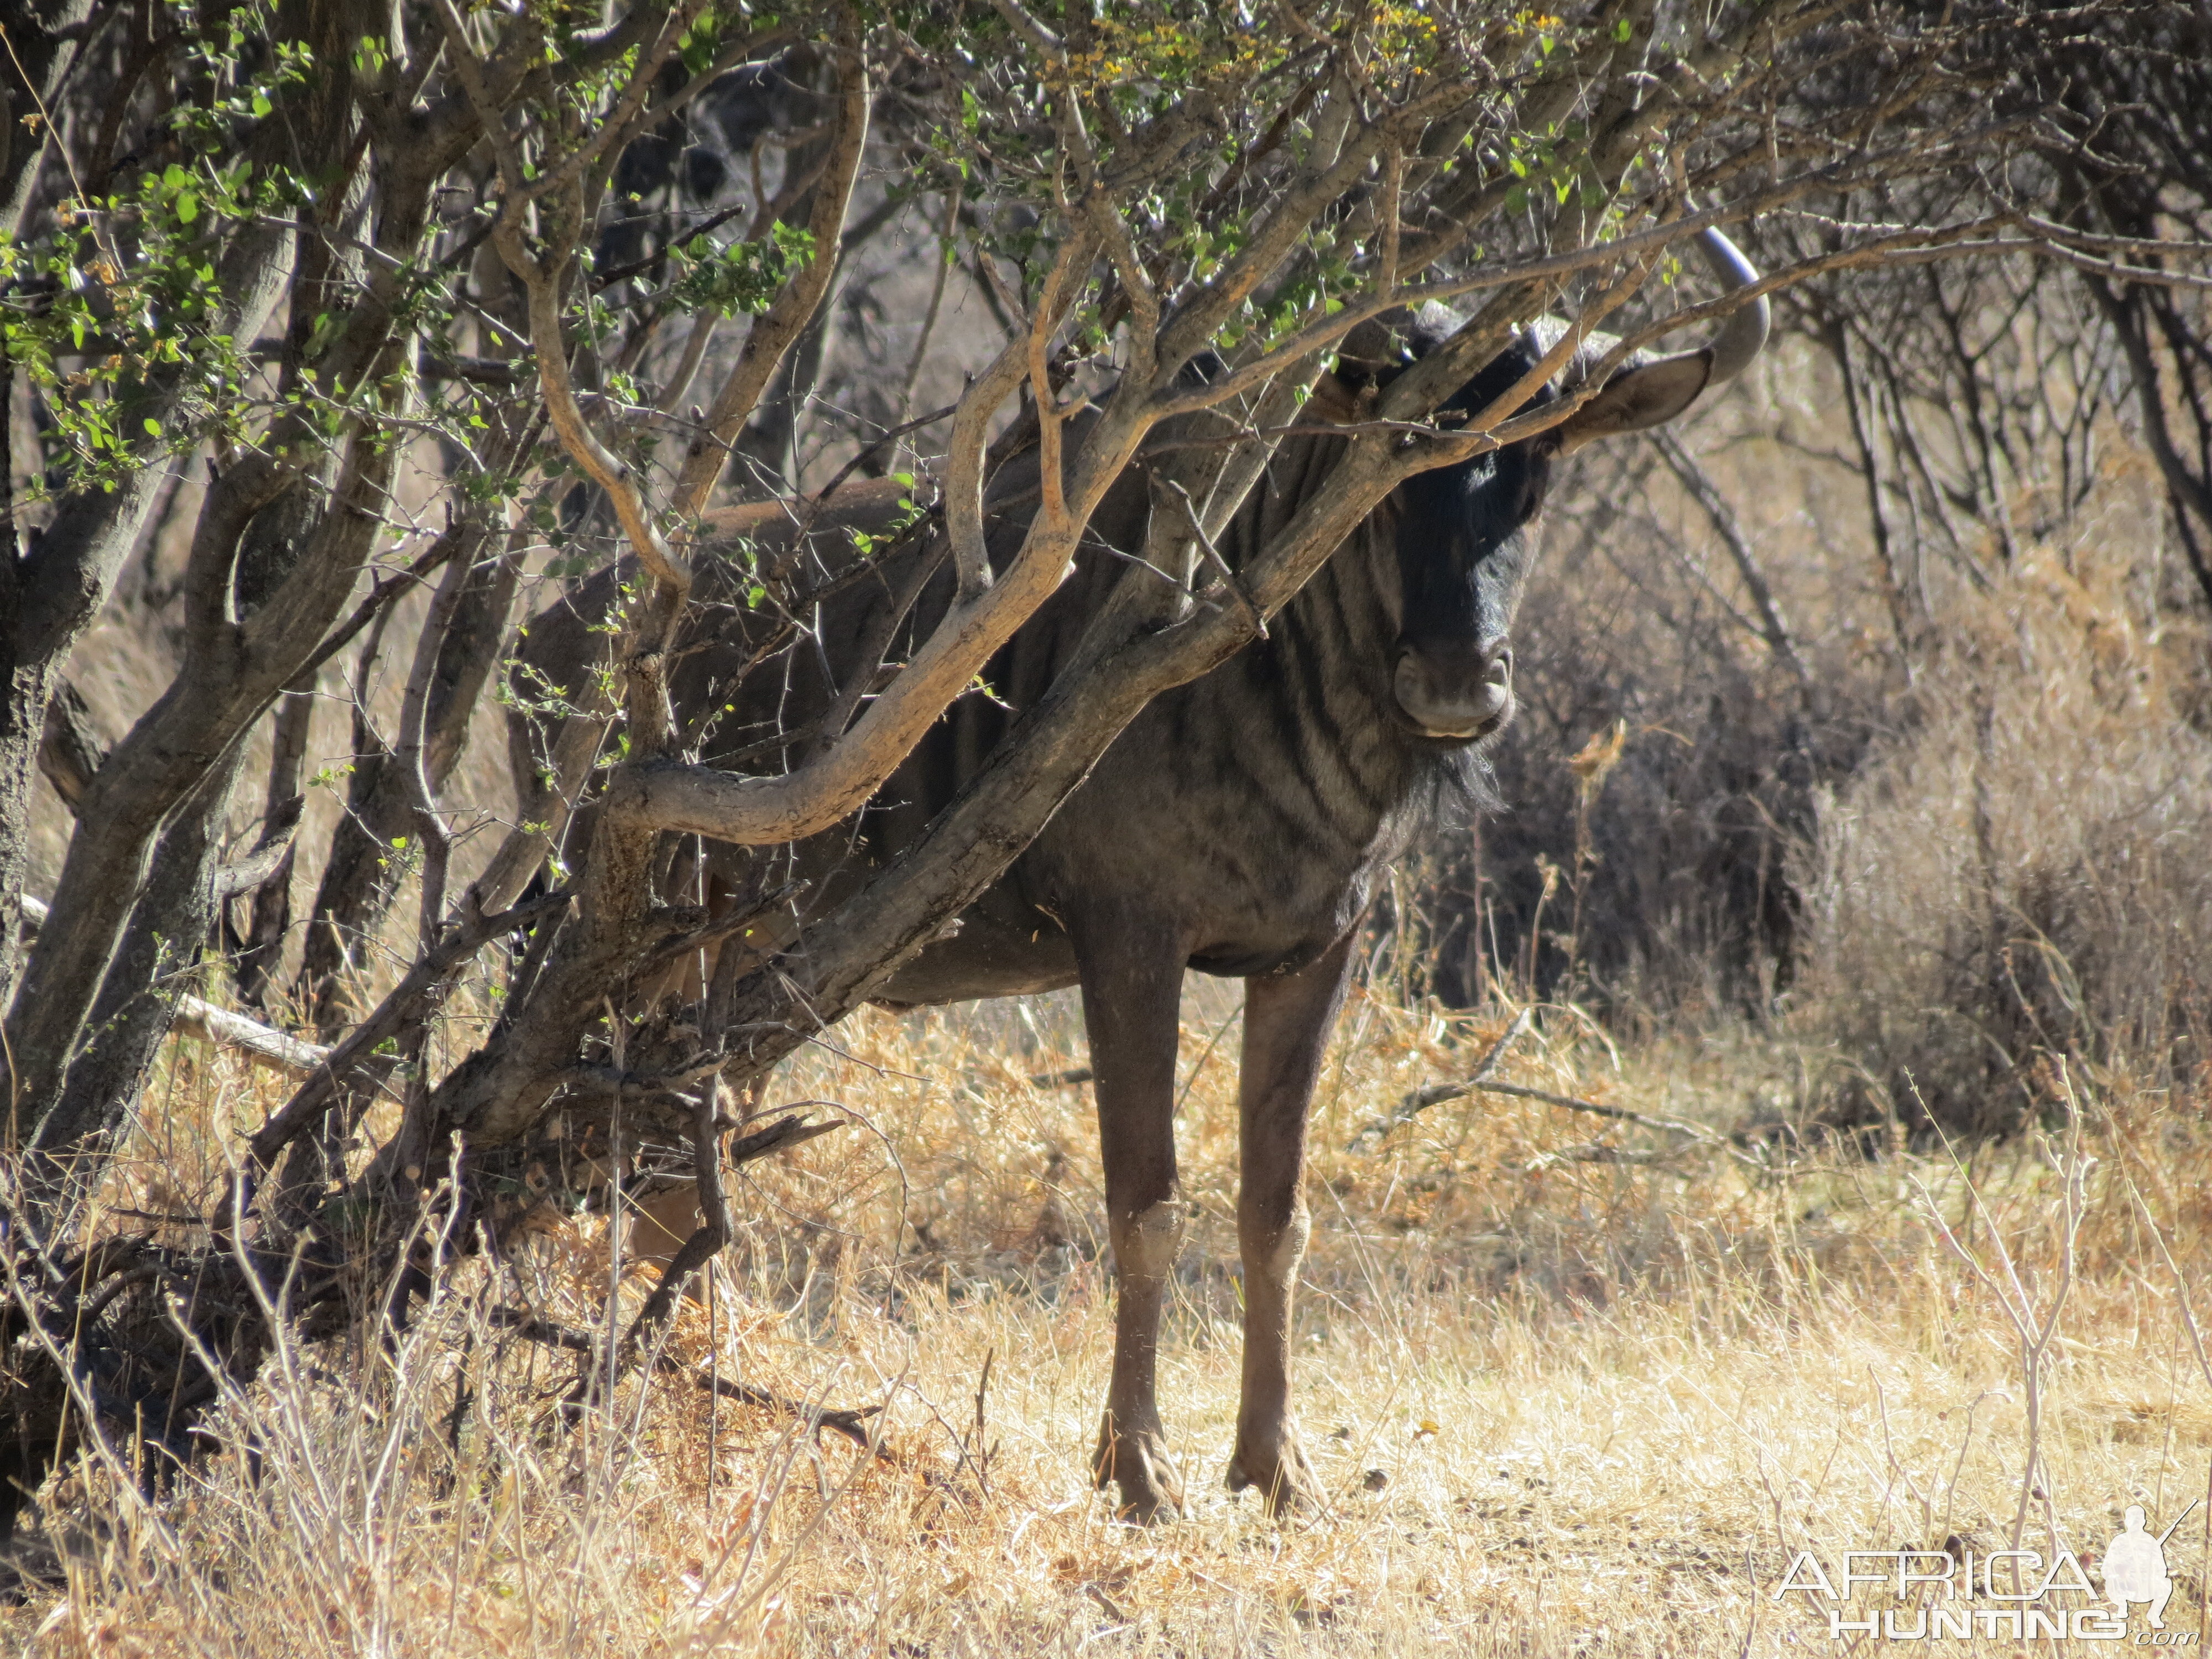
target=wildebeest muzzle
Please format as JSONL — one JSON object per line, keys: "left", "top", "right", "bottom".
{"left": 1392, "top": 634, "right": 1514, "bottom": 741}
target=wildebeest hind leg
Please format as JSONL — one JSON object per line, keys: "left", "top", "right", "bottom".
{"left": 1071, "top": 902, "right": 1190, "bottom": 1524}
{"left": 1225, "top": 927, "right": 1357, "bottom": 1516}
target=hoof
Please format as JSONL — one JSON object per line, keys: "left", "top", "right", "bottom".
{"left": 1093, "top": 1417, "right": 1185, "bottom": 1524}
{"left": 1226, "top": 1432, "right": 1323, "bottom": 1518}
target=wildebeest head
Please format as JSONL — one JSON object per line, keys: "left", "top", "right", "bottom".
{"left": 1336, "top": 229, "right": 1770, "bottom": 743}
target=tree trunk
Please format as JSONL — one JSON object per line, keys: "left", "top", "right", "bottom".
{"left": 1, "top": 444, "right": 204, "bottom": 1039}
{"left": 40, "top": 749, "right": 247, "bottom": 1151}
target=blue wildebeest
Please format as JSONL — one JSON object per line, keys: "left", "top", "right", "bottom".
{"left": 511, "top": 230, "right": 1768, "bottom": 1520}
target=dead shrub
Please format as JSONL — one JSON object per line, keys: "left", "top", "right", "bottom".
{"left": 1796, "top": 550, "right": 2212, "bottom": 1136}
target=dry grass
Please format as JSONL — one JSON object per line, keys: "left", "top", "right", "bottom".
{"left": 6, "top": 978, "right": 2210, "bottom": 1657}
{"left": 1797, "top": 537, "right": 2212, "bottom": 1136}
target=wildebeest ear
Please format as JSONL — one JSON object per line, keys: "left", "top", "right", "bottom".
{"left": 1550, "top": 351, "right": 1713, "bottom": 454}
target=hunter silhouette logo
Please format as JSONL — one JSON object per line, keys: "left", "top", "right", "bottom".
{"left": 1776, "top": 1499, "right": 2201, "bottom": 1644}
{"left": 2103, "top": 1505, "right": 2182, "bottom": 1630}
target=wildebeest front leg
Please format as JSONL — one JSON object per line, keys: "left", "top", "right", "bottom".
{"left": 1072, "top": 904, "right": 1190, "bottom": 1523}
{"left": 1225, "top": 927, "right": 1358, "bottom": 1516}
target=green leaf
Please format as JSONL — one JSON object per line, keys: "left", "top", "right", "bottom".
{"left": 175, "top": 191, "right": 199, "bottom": 223}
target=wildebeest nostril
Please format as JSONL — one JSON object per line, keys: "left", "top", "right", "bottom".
{"left": 1392, "top": 637, "right": 1516, "bottom": 739}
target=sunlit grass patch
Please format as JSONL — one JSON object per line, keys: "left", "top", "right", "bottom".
{"left": 7, "top": 984, "right": 2207, "bottom": 1655}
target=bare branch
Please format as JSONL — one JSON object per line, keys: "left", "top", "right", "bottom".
{"left": 173, "top": 998, "right": 331, "bottom": 1076}
{"left": 498, "top": 180, "right": 692, "bottom": 614}
{"left": 1651, "top": 429, "right": 1815, "bottom": 699}
{"left": 670, "top": 6, "right": 871, "bottom": 523}
{"left": 947, "top": 229, "right": 1096, "bottom": 602}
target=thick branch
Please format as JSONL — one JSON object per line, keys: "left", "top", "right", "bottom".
{"left": 36, "top": 681, "right": 107, "bottom": 813}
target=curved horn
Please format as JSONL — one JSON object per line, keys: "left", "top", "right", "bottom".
{"left": 1692, "top": 227, "right": 1770, "bottom": 387}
